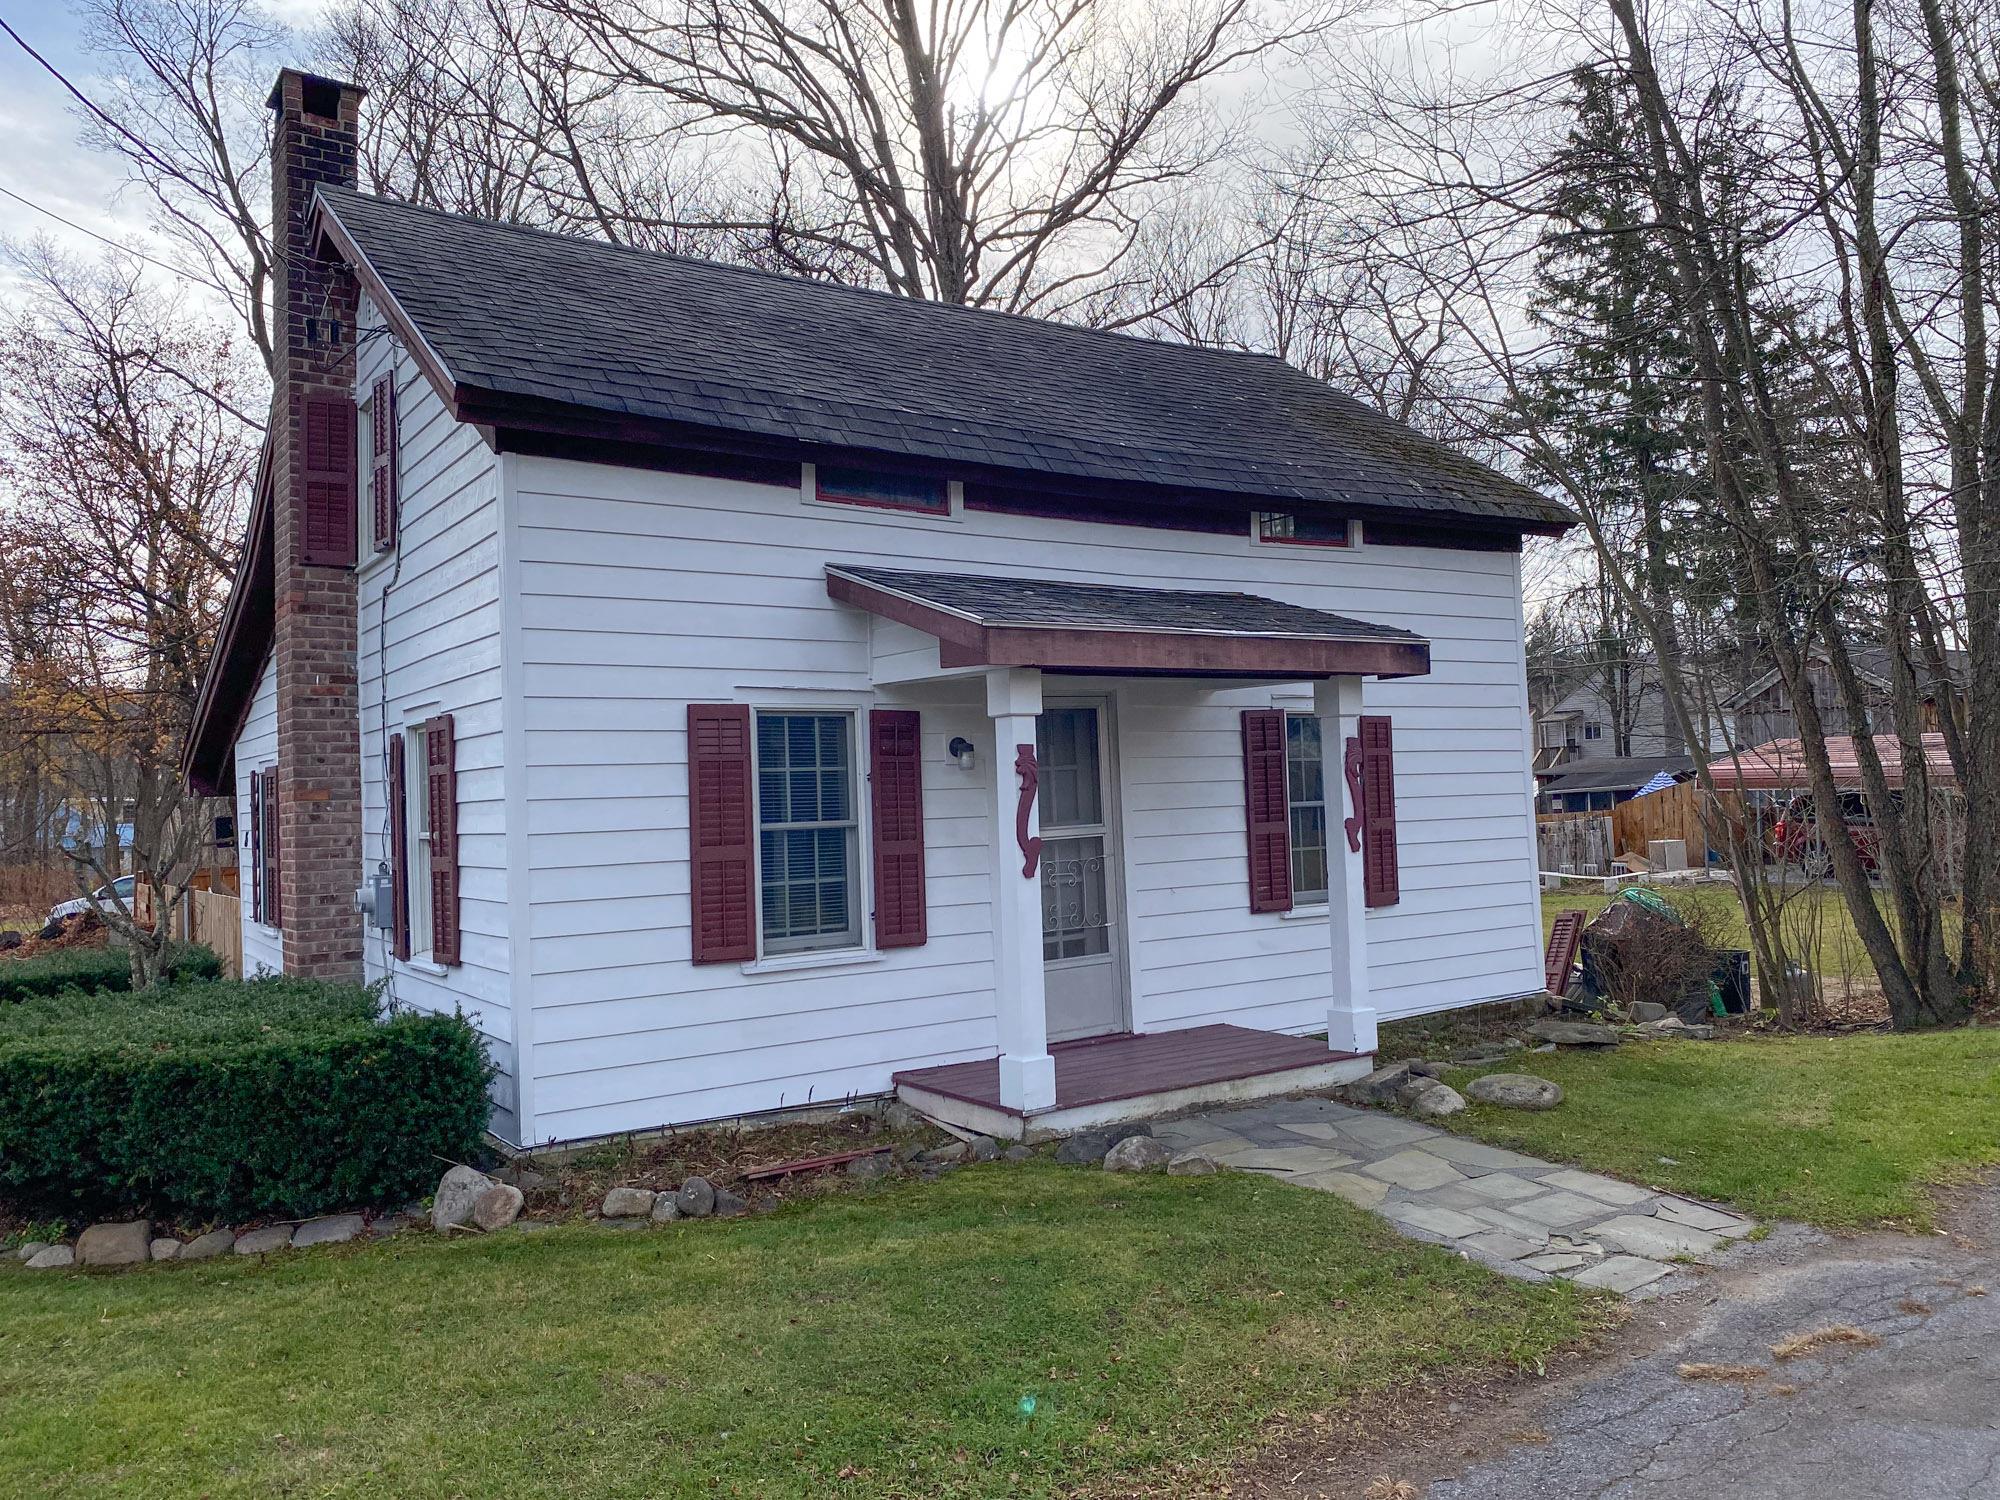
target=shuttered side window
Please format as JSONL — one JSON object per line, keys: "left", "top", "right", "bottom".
{"left": 869, "top": 709, "right": 926, "bottom": 948}
{"left": 388, "top": 731, "right": 410, "bottom": 961}
{"left": 260, "top": 767, "right": 283, "bottom": 929}
{"left": 424, "top": 713, "right": 460, "bottom": 965}
{"left": 1241, "top": 708, "right": 1293, "bottom": 913}
{"left": 248, "top": 769, "right": 263, "bottom": 925}
{"left": 689, "top": 704, "right": 756, "bottom": 963}
{"left": 1357, "top": 714, "right": 1400, "bottom": 907}
{"left": 300, "top": 394, "right": 357, "bottom": 567}
{"left": 369, "top": 375, "right": 398, "bottom": 552}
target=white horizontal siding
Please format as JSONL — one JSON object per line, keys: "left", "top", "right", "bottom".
{"left": 233, "top": 654, "right": 282, "bottom": 978}
{"left": 516, "top": 456, "right": 1543, "bottom": 1140}
{"left": 352, "top": 297, "right": 517, "bottom": 1139}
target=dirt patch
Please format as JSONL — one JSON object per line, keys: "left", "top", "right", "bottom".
{"left": 0, "top": 911, "right": 108, "bottom": 962}
{"left": 515, "top": 1112, "right": 953, "bottom": 1217}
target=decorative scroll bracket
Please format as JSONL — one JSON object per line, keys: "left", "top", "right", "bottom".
{"left": 1015, "top": 743, "right": 1042, "bottom": 877}
{"left": 1342, "top": 733, "right": 1365, "bottom": 854}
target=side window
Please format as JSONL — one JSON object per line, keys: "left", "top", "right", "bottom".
{"left": 1286, "top": 714, "right": 1329, "bottom": 904}
{"left": 814, "top": 465, "right": 950, "bottom": 516}
{"left": 364, "top": 374, "right": 398, "bottom": 554}
{"left": 1253, "top": 511, "right": 1357, "bottom": 547}
{"left": 403, "top": 725, "right": 434, "bottom": 958}
{"left": 755, "top": 711, "right": 861, "bottom": 954}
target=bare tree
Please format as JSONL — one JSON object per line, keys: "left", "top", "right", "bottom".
{"left": 532, "top": 0, "right": 1341, "bottom": 312}
{"left": 0, "top": 247, "right": 256, "bottom": 985}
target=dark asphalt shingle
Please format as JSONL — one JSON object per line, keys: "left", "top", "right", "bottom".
{"left": 320, "top": 187, "right": 1568, "bottom": 531}
{"left": 829, "top": 565, "right": 1426, "bottom": 642}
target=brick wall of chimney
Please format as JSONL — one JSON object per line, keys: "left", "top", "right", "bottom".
{"left": 270, "top": 69, "right": 365, "bottom": 980}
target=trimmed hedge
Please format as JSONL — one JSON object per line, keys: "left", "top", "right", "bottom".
{"left": 0, "top": 943, "right": 221, "bottom": 1004}
{"left": 0, "top": 976, "right": 492, "bottom": 1219}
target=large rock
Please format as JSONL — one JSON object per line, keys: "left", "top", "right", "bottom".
{"left": 1342, "top": 1061, "right": 1415, "bottom": 1106}
{"left": 472, "top": 1185, "right": 524, "bottom": 1231}
{"left": 1167, "top": 1152, "right": 1219, "bottom": 1176}
{"left": 293, "top": 1214, "right": 365, "bottom": 1248}
{"left": 1408, "top": 1081, "right": 1468, "bottom": 1118}
{"left": 1466, "top": 1073, "right": 1565, "bottom": 1111}
{"left": 846, "top": 1152, "right": 894, "bottom": 1182}
{"left": 965, "top": 1135, "right": 1002, "bottom": 1163}
{"left": 25, "top": 1245, "right": 73, "bottom": 1270}
{"left": 181, "top": 1229, "right": 236, "bottom": 1260}
{"left": 76, "top": 1220, "right": 152, "bottom": 1268}
{"left": 1628, "top": 1001, "right": 1670, "bottom": 1023}
{"left": 650, "top": 1193, "right": 683, "bottom": 1222}
{"left": 675, "top": 1176, "right": 717, "bottom": 1218}
{"left": 712, "top": 1188, "right": 749, "bottom": 1217}
{"left": 1103, "top": 1135, "right": 1172, "bottom": 1173}
{"left": 150, "top": 1239, "right": 182, "bottom": 1262}
{"left": 919, "top": 1140, "right": 969, "bottom": 1165}
{"left": 432, "top": 1164, "right": 501, "bottom": 1232}
{"left": 15, "top": 1241, "right": 50, "bottom": 1263}
{"left": 1054, "top": 1121, "right": 1153, "bottom": 1166}
{"left": 233, "top": 1225, "right": 293, "bottom": 1255}
{"left": 1527, "top": 1018, "right": 1621, "bottom": 1048}
{"left": 601, "top": 1187, "right": 657, "bottom": 1219}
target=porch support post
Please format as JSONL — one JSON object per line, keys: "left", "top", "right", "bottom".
{"left": 1316, "top": 677, "right": 1378, "bottom": 1055}
{"left": 987, "top": 667, "right": 1056, "bottom": 1111}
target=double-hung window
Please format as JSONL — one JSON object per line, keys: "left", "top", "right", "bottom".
{"left": 403, "top": 723, "right": 435, "bottom": 959}
{"left": 1285, "top": 714, "right": 1330, "bottom": 904}
{"left": 755, "top": 712, "right": 861, "bottom": 954}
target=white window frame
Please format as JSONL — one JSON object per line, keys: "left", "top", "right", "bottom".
{"left": 750, "top": 708, "right": 866, "bottom": 958}
{"left": 1250, "top": 511, "right": 1361, "bottom": 549}
{"left": 800, "top": 462, "right": 963, "bottom": 523}
{"left": 1284, "top": 713, "right": 1331, "bottom": 906}
{"left": 403, "top": 721, "right": 435, "bottom": 963}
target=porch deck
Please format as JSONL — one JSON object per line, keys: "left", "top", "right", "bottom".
{"left": 893, "top": 1025, "right": 1374, "bottom": 1141}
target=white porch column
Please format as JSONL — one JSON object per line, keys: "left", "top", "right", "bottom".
{"left": 987, "top": 667, "right": 1056, "bottom": 1110}
{"left": 1315, "top": 677, "right": 1378, "bottom": 1055}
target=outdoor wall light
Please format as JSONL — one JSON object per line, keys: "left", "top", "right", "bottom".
{"left": 948, "top": 736, "right": 977, "bottom": 770}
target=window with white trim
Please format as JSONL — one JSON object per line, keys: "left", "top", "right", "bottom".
{"left": 1583, "top": 721, "right": 1605, "bottom": 741}
{"left": 755, "top": 711, "right": 861, "bottom": 954}
{"left": 1253, "top": 511, "right": 1357, "bottom": 547}
{"left": 403, "top": 724, "right": 434, "bottom": 959}
{"left": 1285, "top": 714, "right": 1330, "bottom": 904}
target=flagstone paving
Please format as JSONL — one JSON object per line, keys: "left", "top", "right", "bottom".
{"left": 1149, "top": 1096, "right": 1757, "bottom": 1298}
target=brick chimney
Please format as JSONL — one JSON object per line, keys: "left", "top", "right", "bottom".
{"left": 268, "top": 69, "right": 366, "bottom": 980}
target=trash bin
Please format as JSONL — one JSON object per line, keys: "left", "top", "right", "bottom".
{"left": 1712, "top": 949, "right": 1752, "bottom": 1014}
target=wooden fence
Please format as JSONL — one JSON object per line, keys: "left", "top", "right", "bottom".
{"left": 131, "top": 879, "right": 242, "bottom": 979}
{"left": 1536, "top": 811, "right": 1614, "bottom": 876}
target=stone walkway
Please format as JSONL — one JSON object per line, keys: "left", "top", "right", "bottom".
{"left": 1149, "top": 1096, "right": 1755, "bottom": 1296}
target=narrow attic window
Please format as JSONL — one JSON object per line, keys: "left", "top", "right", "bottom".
{"left": 815, "top": 465, "right": 950, "bottom": 516}
{"left": 1254, "top": 511, "right": 1358, "bottom": 547}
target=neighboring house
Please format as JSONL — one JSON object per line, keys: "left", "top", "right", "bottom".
{"left": 1532, "top": 666, "right": 1674, "bottom": 771}
{"left": 1724, "top": 647, "right": 1965, "bottom": 749}
{"left": 1537, "top": 755, "right": 1695, "bottom": 813}
{"left": 183, "top": 72, "right": 1570, "bottom": 1148}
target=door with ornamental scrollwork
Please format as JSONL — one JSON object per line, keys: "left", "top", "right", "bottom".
{"left": 1037, "top": 701, "right": 1127, "bottom": 1041}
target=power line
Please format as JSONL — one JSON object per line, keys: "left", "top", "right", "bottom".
{"left": 0, "top": 14, "right": 191, "bottom": 188}
{"left": 0, "top": 183, "right": 205, "bottom": 285}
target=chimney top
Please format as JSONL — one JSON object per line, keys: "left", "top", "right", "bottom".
{"left": 266, "top": 68, "right": 366, "bottom": 118}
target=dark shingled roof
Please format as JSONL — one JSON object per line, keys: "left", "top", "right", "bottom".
{"left": 831, "top": 566, "right": 1425, "bottom": 642}
{"left": 1539, "top": 755, "right": 1695, "bottom": 795}
{"left": 317, "top": 187, "right": 1568, "bottom": 532}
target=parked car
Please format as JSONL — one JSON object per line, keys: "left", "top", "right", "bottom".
{"left": 1771, "top": 792, "right": 1882, "bottom": 873}
{"left": 49, "top": 874, "right": 137, "bottom": 924}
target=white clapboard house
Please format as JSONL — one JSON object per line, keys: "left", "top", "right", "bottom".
{"left": 184, "top": 72, "right": 1570, "bottom": 1148}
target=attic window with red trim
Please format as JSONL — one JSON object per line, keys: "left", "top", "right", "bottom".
{"left": 1254, "top": 511, "right": 1357, "bottom": 547}
{"left": 815, "top": 465, "right": 949, "bottom": 515}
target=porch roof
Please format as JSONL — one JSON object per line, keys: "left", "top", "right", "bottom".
{"left": 825, "top": 565, "right": 1432, "bottom": 679}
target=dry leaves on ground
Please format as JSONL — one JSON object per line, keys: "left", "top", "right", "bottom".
{"left": 1770, "top": 1325, "right": 1881, "bottom": 1361}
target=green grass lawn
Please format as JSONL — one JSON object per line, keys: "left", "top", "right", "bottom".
{"left": 0, "top": 1165, "right": 1602, "bottom": 1499}
{"left": 1442, "top": 1029, "right": 2000, "bottom": 1231}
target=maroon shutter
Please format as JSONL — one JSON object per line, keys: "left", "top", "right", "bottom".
{"left": 300, "top": 394, "right": 358, "bottom": 567}
{"left": 689, "top": 704, "right": 756, "bottom": 963}
{"left": 261, "top": 767, "right": 283, "bottom": 929}
{"left": 426, "top": 714, "right": 460, "bottom": 965}
{"left": 869, "top": 709, "right": 927, "bottom": 948}
{"left": 1357, "top": 714, "right": 1400, "bottom": 907}
{"left": 250, "top": 771, "right": 264, "bottom": 923}
{"left": 1241, "top": 708, "right": 1293, "bottom": 913}
{"left": 389, "top": 731, "right": 410, "bottom": 961}
{"left": 369, "top": 376, "right": 398, "bottom": 551}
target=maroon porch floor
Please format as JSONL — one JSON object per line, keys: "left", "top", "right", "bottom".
{"left": 893, "top": 1024, "right": 1366, "bottom": 1117}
